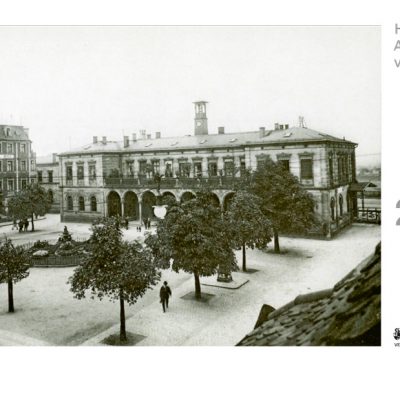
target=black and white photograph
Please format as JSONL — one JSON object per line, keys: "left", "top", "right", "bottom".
{"left": 0, "top": 25, "right": 381, "bottom": 347}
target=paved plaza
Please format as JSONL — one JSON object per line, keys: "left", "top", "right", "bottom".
{"left": 0, "top": 215, "right": 380, "bottom": 345}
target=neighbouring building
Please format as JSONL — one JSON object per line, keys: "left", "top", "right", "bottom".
{"left": 36, "top": 153, "right": 60, "bottom": 213}
{"left": 58, "top": 101, "right": 358, "bottom": 237}
{"left": 0, "top": 124, "right": 36, "bottom": 210}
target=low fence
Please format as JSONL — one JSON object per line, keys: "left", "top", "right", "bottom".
{"left": 356, "top": 208, "right": 381, "bottom": 224}
{"left": 32, "top": 255, "right": 83, "bottom": 268}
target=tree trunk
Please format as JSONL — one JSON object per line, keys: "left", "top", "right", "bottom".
{"left": 242, "top": 244, "right": 247, "bottom": 272}
{"left": 194, "top": 272, "right": 201, "bottom": 299}
{"left": 8, "top": 279, "right": 14, "bottom": 313}
{"left": 274, "top": 228, "right": 280, "bottom": 253}
{"left": 31, "top": 214, "right": 35, "bottom": 232}
{"left": 119, "top": 291, "right": 127, "bottom": 342}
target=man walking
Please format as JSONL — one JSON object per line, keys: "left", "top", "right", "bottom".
{"left": 159, "top": 281, "right": 172, "bottom": 313}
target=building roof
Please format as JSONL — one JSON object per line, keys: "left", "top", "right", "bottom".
{"left": 59, "top": 126, "right": 356, "bottom": 156}
{"left": 237, "top": 242, "right": 381, "bottom": 346}
{"left": 0, "top": 125, "right": 30, "bottom": 141}
{"left": 36, "top": 154, "right": 59, "bottom": 165}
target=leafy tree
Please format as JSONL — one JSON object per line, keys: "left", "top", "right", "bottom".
{"left": 7, "top": 183, "right": 51, "bottom": 231}
{"left": 68, "top": 217, "right": 160, "bottom": 342}
{"left": 0, "top": 238, "right": 31, "bottom": 312}
{"left": 225, "top": 191, "right": 273, "bottom": 271}
{"left": 250, "top": 158, "right": 316, "bottom": 253}
{"left": 146, "top": 190, "right": 237, "bottom": 299}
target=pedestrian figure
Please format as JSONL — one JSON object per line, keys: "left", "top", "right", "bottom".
{"left": 125, "top": 217, "right": 129, "bottom": 230}
{"left": 18, "top": 220, "right": 23, "bottom": 233}
{"left": 159, "top": 281, "right": 172, "bottom": 313}
{"left": 24, "top": 219, "right": 29, "bottom": 232}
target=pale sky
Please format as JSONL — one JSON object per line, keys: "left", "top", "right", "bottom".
{"left": 0, "top": 26, "right": 380, "bottom": 166}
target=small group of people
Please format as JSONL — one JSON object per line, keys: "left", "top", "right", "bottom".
{"left": 143, "top": 218, "right": 151, "bottom": 230}
{"left": 135, "top": 225, "right": 142, "bottom": 232}
{"left": 159, "top": 281, "right": 172, "bottom": 313}
{"left": 12, "top": 219, "right": 29, "bottom": 232}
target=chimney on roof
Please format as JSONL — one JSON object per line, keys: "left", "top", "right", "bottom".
{"left": 132, "top": 133, "right": 137, "bottom": 141}
{"left": 218, "top": 127, "right": 225, "bottom": 135}
{"left": 298, "top": 116, "right": 306, "bottom": 128}
{"left": 93, "top": 136, "right": 98, "bottom": 144}
{"left": 274, "top": 123, "right": 280, "bottom": 130}
{"left": 123, "top": 135, "right": 129, "bottom": 148}
{"left": 259, "top": 127, "right": 265, "bottom": 137}
{"left": 102, "top": 136, "right": 107, "bottom": 144}
{"left": 155, "top": 132, "right": 161, "bottom": 139}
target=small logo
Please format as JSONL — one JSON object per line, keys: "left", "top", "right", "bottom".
{"left": 394, "top": 328, "right": 400, "bottom": 340}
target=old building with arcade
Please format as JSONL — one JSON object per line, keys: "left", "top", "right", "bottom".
{"left": 58, "top": 102, "right": 358, "bottom": 237}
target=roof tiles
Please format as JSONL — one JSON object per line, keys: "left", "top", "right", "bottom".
{"left": 237, "top": 242, "right": 381, "bottom": 346}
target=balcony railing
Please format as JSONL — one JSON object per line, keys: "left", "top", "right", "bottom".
{"left": 103, "top": 176, "right": 244, "bottom": 190}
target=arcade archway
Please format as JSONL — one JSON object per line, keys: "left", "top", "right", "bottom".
{"left": 107, "top": 191, "right": 122, "bottom": 217}
{"left": 124, "top": 191, "right": 139, "bottom": 220}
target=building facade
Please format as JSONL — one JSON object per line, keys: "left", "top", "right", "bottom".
{"left": 59, "top": 102, "right": 357, "bottom": 237}
{"left": 0, "top": 124, "right": 36, "bottom": 210}
{"left": 36, "top": 153, "right": 61, "bottom": 213}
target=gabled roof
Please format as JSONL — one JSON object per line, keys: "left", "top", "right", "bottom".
{"left": 59, "top": 126, "right": 356, "bottom": 156}
{"left": 237, "top": 242, "right": 381, "bottom": 346}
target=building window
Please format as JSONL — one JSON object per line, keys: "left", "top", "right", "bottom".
{"left": 328, "top": 154, "right": 334, "bottom": 185}
{"left": 20, "top": 144, "right": 26, "bottom": 153}
{"left": 79, "top": 196, "right": 85, "bottom": 211}
{"left": 67, "top": 196, "right": 73, "bottom": 211}
{"left": 330, "top": 197, "right": 335, "bottom": 222}
{"left": 89, "top": 164, "right": 97, "bottom": 180}
{"left": 126, "top": 162, "right": 134, "bottom": 177}
{"left": 77, "top": 165, "right": 84, "bottom": 180}
{"left": 139, "top": 160, "right": 147, "bottom": 175}
{"left": 7, "top": 143, "right": 13, "bottom": 153}
{"left": 152, "top": 160, "right": 160, "bottom": 174}
{"left": 224, "top": 159, "right": 234, "bottom": 177}
{"left": 300, "top": 159, "right": 313, "bottom": 180}
{"left": 21, "top": 179, "right": 27, "bottom": 189}
{"left": 339, "top": 194, "right": 343, "bottom": 217}
{"left": 194, "top": 161, "right": 202, "bottom": 177}
{"left": 38, "top": 171, "right": 43, "bottom": 182}
{"left": 7, "top": 161, "right": 13, "bottom": 172}
{"left": 20, "top": 160, "right": 26, "bottom": 171}
{"left": 66, "top": 165, "right": 73, "bottom": 181}
{"left": 208, "top": 161, "right": 218, "bottom": 177}
{"left": 165, "top": 162, "right": 173, "bottom": 178}
{"left": 7, "top": 180, "right": 14, "bottom": 191}
{"left": 90, "top": 196, "right": 97, "bottom": 212}
{"left": 48, "top": 170, "right": 53, "bottom": 183}
{"left": 240, "top": 157, "right": 246, "bottom": 174}
{"left": 278, "top": 159, "right": 290, "bottom": 172}
{"left": 179, "top": 162, "right": 191, "bottom": 177}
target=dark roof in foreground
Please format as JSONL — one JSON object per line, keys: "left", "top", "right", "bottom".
{"left": 59, "top": 126, "right": 356, "bottom": 156}
{"left": 237, "top": 242, "right": 381, "bottom": 346}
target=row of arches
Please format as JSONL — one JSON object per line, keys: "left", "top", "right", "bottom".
{"left": 107, "top": 190, "right": 235, "bottom": 219}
